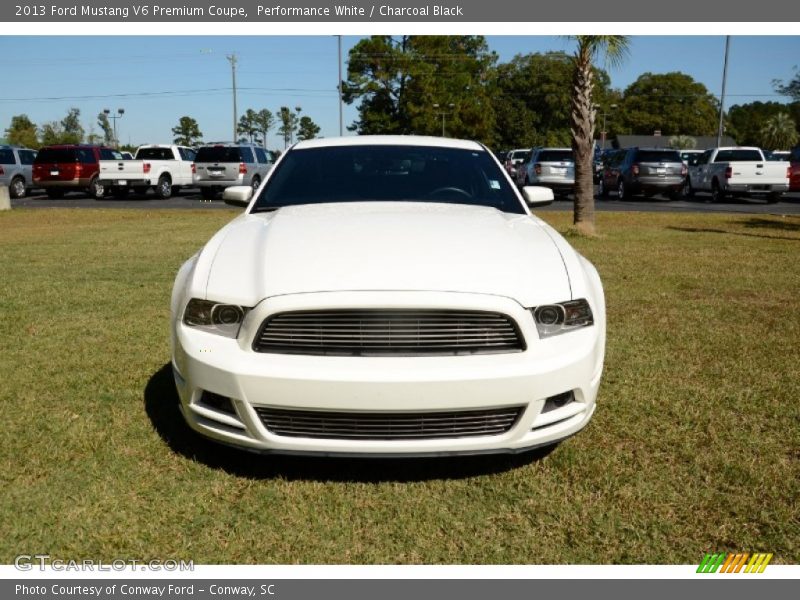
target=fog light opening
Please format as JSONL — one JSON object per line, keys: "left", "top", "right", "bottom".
{"left": 200, "top": 390, "right": 237, "bottom": 416}
{"left": 542, "top": 391, "right": 575, "bottom": 414}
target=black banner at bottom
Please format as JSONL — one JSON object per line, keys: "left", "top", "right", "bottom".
{"left": 3, "top": 579, "right": 796, "bottom": 600}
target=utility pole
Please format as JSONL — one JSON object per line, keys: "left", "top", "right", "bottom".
{"left": 717, "top": 36, "right": 730, "bottom": 147}
{"left": 227, "top": 53, "right": 238, "bottom": 142}
{"left": 338, "top": 35, "right": 343, "bottom": 137}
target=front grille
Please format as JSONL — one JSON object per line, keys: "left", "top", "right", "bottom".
{"left": 252, "top": 309, "right": 525, "bottom": 356}
{"left": 255, "top": 406, "right": 523, "bottom": 440}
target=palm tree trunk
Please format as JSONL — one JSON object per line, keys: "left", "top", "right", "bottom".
{"left": 571, "top": 43, "right": 597, "bottom": 236}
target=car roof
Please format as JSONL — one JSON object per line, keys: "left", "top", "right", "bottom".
{"left": 292, "top": 135, "right": 485, "bottom": 152}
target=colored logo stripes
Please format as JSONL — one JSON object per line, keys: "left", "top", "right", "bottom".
{"left": 697, "top": 553, "right": 773, "bottom": 573}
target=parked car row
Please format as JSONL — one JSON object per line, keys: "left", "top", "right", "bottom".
{"left": 2, "top": 141, "right": 274, "bottom": 200}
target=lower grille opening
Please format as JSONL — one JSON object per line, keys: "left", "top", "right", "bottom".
{"left": 255, "top": 406, "right": 523, "bottom": 440}
{"left": 199, "top": 390, "right": 237, "bottom": 415}
{"left": 541, "top": 391, "right": 575, "bottom": 414}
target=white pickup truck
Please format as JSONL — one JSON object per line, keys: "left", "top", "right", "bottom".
{"left": 98, "top": 144, "right": 196, "bottom": 199}
{"left": 686, "top": 146, "right": 790, "bottom": 203}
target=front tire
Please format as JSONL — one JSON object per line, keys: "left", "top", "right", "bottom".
{"left": 10, "top": 176, "right": 26, "bottom": 199}
{"left": 46, "top": 188, "right": 65, "bottom": 199}
{"left": 765, "top": 193, "right": 781, "bottom": 204}
{"left": 112, "top": 187, "right": 130, "bottom": 199}
{"left": 598, "top": 178, "right": 608, "bottom": 198}
{"left": 201, "top": 187, "right": 218, "bottom": 200}
{"left": 132, "top": 186, "right": 148, "bottom": 197}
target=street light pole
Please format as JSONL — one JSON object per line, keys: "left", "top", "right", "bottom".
{"left": 599, "top": 104, "right": 617, "bottom": 150}
{"left": 717, "top": 36, "right": 731, "bottom": 147}
{"left": 433, "top": 103, "right": 455, "bottom": 137}
{"left": 103, "top": 108, "right": 124, "bottom": 148}
{"left": 227, "top": 53, "right": 238, "bottom": 142}
{"left": 338, "top": 35, "right": 343, "bottom": 137}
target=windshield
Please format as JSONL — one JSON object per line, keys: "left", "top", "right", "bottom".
{"left": 251, "top": 145, "right": 525, "bottom": 215}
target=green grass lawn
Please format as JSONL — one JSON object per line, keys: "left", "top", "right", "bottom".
{"left": 1, "top": 207, "right": 798, "bottom": 564}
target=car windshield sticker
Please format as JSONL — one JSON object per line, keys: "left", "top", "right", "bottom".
{"left": 489, "top": 179, "right": 501, "bottom": 189}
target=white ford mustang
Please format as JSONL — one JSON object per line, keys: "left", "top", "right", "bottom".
{"left": 170, "top": 136, "right": 605, "bottom": 456}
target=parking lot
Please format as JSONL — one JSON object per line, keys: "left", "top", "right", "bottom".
{"left": 10, "top": 187, "right": 800, "bottom": 214}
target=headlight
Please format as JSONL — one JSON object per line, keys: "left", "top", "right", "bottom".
{"left": 531, "top": 299, "right": 594, "bottom": 338}
{"left": 183, "top": 298, "right": 250, "bottom": 338}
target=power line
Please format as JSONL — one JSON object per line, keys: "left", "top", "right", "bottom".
{"left": 0, "top": 87, "right": 337, "bottom": 102}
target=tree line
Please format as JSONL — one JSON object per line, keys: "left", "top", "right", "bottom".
{"left": 3, "top": 105, "right": 322, "bottom": 152}
{"left": 342, "top": 36, "right": 800, "bottom": 150}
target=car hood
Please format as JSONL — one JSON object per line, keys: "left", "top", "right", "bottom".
{"left": 201, "top": 202, "right": 571, "bottom": 307}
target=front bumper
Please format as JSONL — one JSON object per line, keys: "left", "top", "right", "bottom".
{"left": 171, "top": 291, "right": 604, "bottom": 455}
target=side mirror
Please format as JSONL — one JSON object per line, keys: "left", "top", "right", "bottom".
{"left": 522, "top": 186, "right": 554, "bottom": 207}
{"left": 223, "top": 186, "right": 253, "bottom": 208}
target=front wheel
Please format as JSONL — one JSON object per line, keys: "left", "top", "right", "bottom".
{"left": 201, "top": 187, "right": 218, "bottom": 200}
{"left": 765, "top": 193, "right": 781, "bottom": 204}
{"left": 9, "top": 176, "right": 27, "bottom": 199}
{"left": 112, "top": 187, "right": 130, "bottom": 199}
{"left": 46, "top": 188, "right": 65, "bottom": 199}
{"left": 598, "top": 178, "right": 608, "bottom": 198}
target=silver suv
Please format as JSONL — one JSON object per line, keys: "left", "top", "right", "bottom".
{"left": 518, "top": 147, "right": 575, "bottom": 196}
{"left": 194, "top": 143, "right": 272, "bottom": 200}
{"left": 0, "top": 145, "right": 37, "bottom": 199}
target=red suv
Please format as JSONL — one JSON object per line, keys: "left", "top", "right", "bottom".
{"left": 790, "top": 146, "right": 800, "bottom": 192}
{"left": 33, "top": 144, "right": 121, "bottom": 199}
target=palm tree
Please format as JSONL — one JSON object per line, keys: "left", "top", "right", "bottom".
{"left": 758, "top": 113, "right": 799, "bottom": 151}
{"left": 669, "top": 134, "right": 697, "bottom": 150}
{"left": 569, "top": 36, "right": 630, "bottom": 235}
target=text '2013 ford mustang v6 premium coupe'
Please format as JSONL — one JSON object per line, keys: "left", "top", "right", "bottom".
{"left": 170, "top": 135, "right": 605, "bottom": 457}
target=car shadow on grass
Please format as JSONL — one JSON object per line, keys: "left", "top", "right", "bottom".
{"left": 739, "top": 216, "right": 800, "bottom": 232}
{"left": 144, "top": 363, "right": 554, "bottom": 483}
{"left": 666, "top": 225, "right": 800, "bottom": 242}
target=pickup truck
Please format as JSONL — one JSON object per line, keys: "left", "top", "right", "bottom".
{"left": 686, "top": 147, "right": 790, "bottom": 203}
{"left": 98, "top": 144, "right": 196, "bottom": 199}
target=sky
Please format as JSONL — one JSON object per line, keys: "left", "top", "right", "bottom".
{"left": 0, "top": 35, "right": 797, "bottom": 150}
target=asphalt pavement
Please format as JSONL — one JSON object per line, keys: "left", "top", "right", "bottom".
{"left": 9, "top": 188, "right": 800, "bottom": 215}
